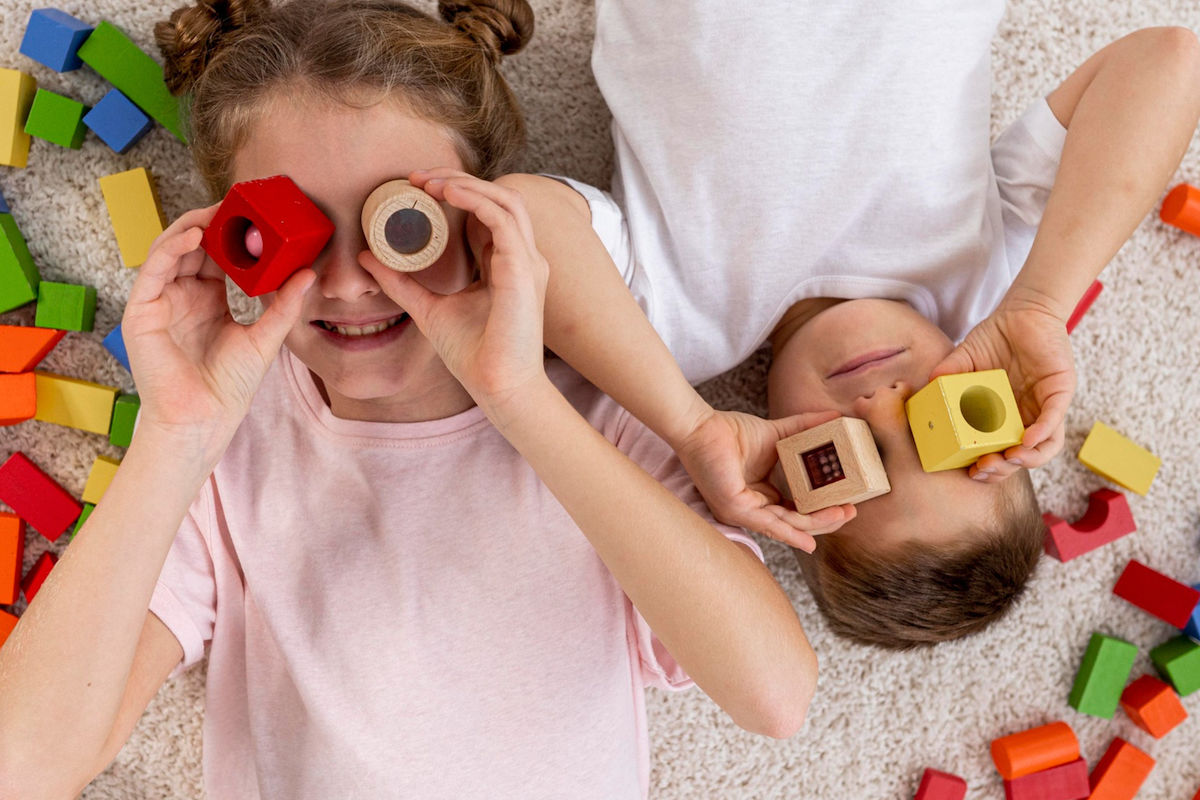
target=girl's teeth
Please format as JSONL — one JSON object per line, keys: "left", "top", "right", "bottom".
{"left": 322, "top": 317, "right": 404, "bottom": 336}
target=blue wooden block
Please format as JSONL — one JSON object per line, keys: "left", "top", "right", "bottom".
{"left": 19, "top": 9, "right": 93, "bottom": 72}
{"left": 1185, "top": 583, "right": 1200, "bottom": 641}
{"left": 83, "top": 89, "right": 152, "bottom": 154}
{"left": 0, "top": 188, "right": 7, "bottom": 214}
{"left": 101, "top": 322, "right": 130, "bottom": 372}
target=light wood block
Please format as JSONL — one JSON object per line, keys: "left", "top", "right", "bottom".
{"left": 905, "top": 369, "right": 1024, "bottom": 471}
{"left": 361, "top": 179, "right": 449, "bottom": 271}
{"left": 775, "top": 417, "right": 889, "bottom": 513}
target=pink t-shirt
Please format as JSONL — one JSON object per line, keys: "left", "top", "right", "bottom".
{"left": 148, "top": 351, "right": 759, "bottom": 800}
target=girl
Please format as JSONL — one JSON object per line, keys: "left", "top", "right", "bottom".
{"left": 0, "top": 1, "right": 826, "bottom": 797}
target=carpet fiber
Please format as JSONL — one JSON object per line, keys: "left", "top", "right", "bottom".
{"left": 2, "top": 0, "right": 1200, "bottom": 797}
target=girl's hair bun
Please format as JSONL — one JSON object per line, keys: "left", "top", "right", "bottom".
{"left": 438, "top": 0, "right": 535, "bottom": 63}
{"left": 155, "top": 0, "right": 271, "bottom": 94}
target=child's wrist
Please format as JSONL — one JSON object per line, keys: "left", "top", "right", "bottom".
{"left": 665, "top": 393, "right": 717, "bottom": 451}
{"left": 999, "top": 283, "right": 1072, "bottom": 323}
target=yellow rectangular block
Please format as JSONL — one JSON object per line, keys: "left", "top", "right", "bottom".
{"left": 0, "top": 68, "right": 36, "bottom": 168}
{"left": 98, "top": 167, "right": 167, "bottom": 268}
{"left": 82, "top": 455, "right": 121, "bottom": 505}
{"left": 905, "top": 369, "right": 1024, "bottom": 472}
{"left": 34, "top": 371, "right": 119, "bottom": 435}
{"left": 1078, "top": 421, "right": 1161, "bottom": 496}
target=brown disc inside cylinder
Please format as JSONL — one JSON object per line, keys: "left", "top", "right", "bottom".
{"left": 384, "top": 208, "right": 433, "bottom": 255}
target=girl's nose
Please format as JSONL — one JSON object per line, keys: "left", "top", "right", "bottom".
{"left": 315, "top": 239, "right": 381, "bottom": 302}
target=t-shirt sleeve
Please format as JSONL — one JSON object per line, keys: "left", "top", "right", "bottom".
{"left": 148, "top": 483, "right": 219, "bottom": 680}
{"left": 608, "top": 406, "right": 765, "bottom": 692}
{"left": 992, "top": 97, "right": 1068, "bottom": 275}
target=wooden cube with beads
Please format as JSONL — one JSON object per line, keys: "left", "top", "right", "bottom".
{"left": 775, "top": 416, "right": 889, "bottom": 513}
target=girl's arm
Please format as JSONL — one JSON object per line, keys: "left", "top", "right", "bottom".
{"left": 362, "top": 182, "right": 819, "bottom": 736}
{"left": 410, "top": 169, "right": 852, "bottom": 551}
{"left": 0, "top": 209, "right": 314, "bottom": 796}
{"left": 931, "top": 26, "right": 1200, "bottom": 482}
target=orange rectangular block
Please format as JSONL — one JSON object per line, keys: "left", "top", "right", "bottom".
{"left": 0, "top": 372, "right": 36, "bottom": 424}
{"left": 1088, "top": 738, "right": 1154, "bottom": 800}
{"left": 0, "top": 325, "right": 65, "bottom": 372}
{"left": 990, "top": 721, "right": 1079, "bottom": 780}
{"left": 0, "top": 512, "right": 23, "bottom": 605}
{"left": 1119, "top": 674, "right": 1187, "bottom": 738}
{"left": 0, "top": 609, "right": 17, "bottom": 651}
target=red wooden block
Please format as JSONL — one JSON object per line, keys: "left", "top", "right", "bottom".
{"left": 1119, "top": 674, "right": 1187, "bottom": 738}
{"left": 201, "top": 174, "right": 334, "bottom": 297}
{"left": 1065, "top": 280, "right": 1103, "bottom": 334}
{"left": 1043, "top": 489, "right": 1134, "bottom": 562}
{"left": 1, "top": 512, "right": 24, "bottom": 605}
{"left": 1003, "top": 758, "right": 1089, "bottom": 800}
{"left": 1088, "top": 738, "right": 1154, "bottom": 800}
{"left": 1113, "top": 559, "right": 1200, "bottom": 628}
{"left": 0, "top": 609, "right": 17, "bottom": 650}
{"left": 914, "top": 768, "right": 966, "bottom": 800}
{"left": 0, "top": 325, "right": 65, "bottom": 372}
{"left": 0, "top": 372, "right": 36, "bottom": 424}
{"left": 0, "top": 452, "right": 82, "bottom": 542}
{"left": 20, "top": 550, "right": 55, "bottom": 603}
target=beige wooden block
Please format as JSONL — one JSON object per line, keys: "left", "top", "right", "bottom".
{"left": 98, "top": 167, "right": 167, "bottom": 267}
{"left": 361, "top": 179, "right": 448, "bottom": 271}
{"left": 82, "top": 455, "right": 121, "bottom": 505}
{"left": 776, "top": 417, "right": 890, "bottom": 513}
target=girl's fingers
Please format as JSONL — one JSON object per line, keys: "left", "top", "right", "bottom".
{"left": 245, "top": 268, "right": 315, "bottom": 356}
{"left": 419, "top": 173, "right": 537, "bottom": 244}
{"left": 127, "top": 226, "right": 207, "bottom": 306}
{"left": 440, "top": 183, "right": 532, "bottom": 266}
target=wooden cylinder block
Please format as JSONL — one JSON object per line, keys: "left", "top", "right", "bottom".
{"left": 361, "top": 179, "right": 448, "bottom": 272}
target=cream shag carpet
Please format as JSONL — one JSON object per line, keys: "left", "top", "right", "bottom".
{"left": 1, "top": 0, "right": 1199, "bottom": 797}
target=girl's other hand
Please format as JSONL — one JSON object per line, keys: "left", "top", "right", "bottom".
{"left": 676, "top": 409, "right": 857, "bottom": 552}
{"left": 928, "top": 292, "right": 1075, "bottom": 482}
{"left": 358, "top": 170, "right": 549, "bottom": 422}
{"left": 122, "top": 204, "right": 315, "bottom": 453}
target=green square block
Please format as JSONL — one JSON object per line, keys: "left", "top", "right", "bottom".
{"left": 109, "top": 394, "right": 140, "bottom": 448}
{"left": 70, "top": 503, "right": 95, "bottom": 542}
{"left": 0, "top": 213, "right": 39, "bottom": 312}
{"left": 1068, "top": 632, "right": 1137, "bottom": 718}
{"left": 77, "top": 21, "right": 186, "bottom": 143}
{"left": 35, "top": 281, "right": 96, "bottom": 331}
{"left": 24, "top": 88, "right": 88, "bottom": 149}
{"left": 1150, "top": 635, "right": 1200, "bottom": 696}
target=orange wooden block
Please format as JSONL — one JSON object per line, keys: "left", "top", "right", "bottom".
{"left": 1119, "top": 674, "right": 1187, "bottom": 738}
{"left": 990, "top": 721, "right": 1079, "bottom": 780}
{"left": 1162, "top": 183, "right": 1200, "bottom": 237}
{"left": 1088, "top": 738, "right": 1154, "bottom": 800}
{"left": 0, "top": 372, "right": 36, "bottom": 424}
{"left": 0, "top": 325, "right": 65, "bottom": 372}
{"left": 0, "top": 512, "right": 23, "bottom": 605}
{"left": 0, "top": 609, "right": 17, "bottom": 651}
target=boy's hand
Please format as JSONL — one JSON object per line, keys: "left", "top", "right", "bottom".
{"left": 929, "top": 291, "right": 1076, "bottom": 482}
{"left": 676, "top": 409, "right": 856, "bottom": 552}
{"left": 123, "top": 205, "right": 315, "bottom": 456}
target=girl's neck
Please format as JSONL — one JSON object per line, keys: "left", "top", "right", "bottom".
{"left": 311, "top": 370, "right": 478, "bottom": 423}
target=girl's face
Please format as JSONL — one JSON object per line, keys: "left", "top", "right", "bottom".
{"left": 233, "top": 93, "right": 475, "bottom": 422}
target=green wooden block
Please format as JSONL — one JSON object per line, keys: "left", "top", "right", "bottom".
{"left": 0, "top": 213, "right": 39, "bottom": 312}
{"left": 69, "top": 502, "right": 95, "bottom": 542}
{"left": 23, "top": 88, "right": 87, "bottom": 149}
{"left": 1068, "top": 632, "right": 1137, "bottom": 718}
{"left": 1150, "top": 636, "right": 1200, "bottom": 696}
{"left": 76, "top": 22, "right": 185, "bottom": 143}
{"left": 34, "top": 281, "right": 96, "bottom": 331}
{"left": 109, "top": 393, "right": 140, "bottom": 448}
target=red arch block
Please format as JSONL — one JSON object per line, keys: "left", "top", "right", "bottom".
{"left": 1043, "top": 489, "right": 1135, "bottom": 562}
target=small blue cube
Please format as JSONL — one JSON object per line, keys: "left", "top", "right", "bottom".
{"left": 102, "top": 322, "right": 131, "bottom": 372}
{"left": 1185, "top": 583, "right": 1200, "bottom": 641}
{"left": 0, "top": 187, "right": 8, "bottom": 214}
{"left": 83, "top": 89, "right": 153, "bottom": 154}
{"left": 19, "top": 8, "right": 93, "bottom": 72}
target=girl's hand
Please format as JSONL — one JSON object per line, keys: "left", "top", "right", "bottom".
{"left": 122, "top": 205, "right": 315, "bottom": 452}
{"left": 928, "top": 290, "right": 1076, "bottom": 482}
{"left": 676, "top": 409, "right": 856, "bottom": 552}
{"left": 357, "top": 171, "right": 549, "bottom": 421}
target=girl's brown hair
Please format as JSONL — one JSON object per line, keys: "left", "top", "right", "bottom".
{"left": 155, "top": 0, "right": 534, "bottom": 198}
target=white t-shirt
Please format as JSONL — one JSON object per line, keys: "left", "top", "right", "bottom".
{"left": 148, "top": 353, "right": 757, "bottom": 800}
{"left": 587, "top": 0, "right": 1068, "bottom": 384}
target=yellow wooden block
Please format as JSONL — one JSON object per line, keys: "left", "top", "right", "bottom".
{"left": 0, "top": 68, "right": 36, "bottom": 168}
{"left": 33, "top": 371, "right": 119, "bottom": 435}
{"left": 905, "top": 369, "right": 1025, "bottom": 472}
{"left": 1078, "top": 421, "right": 1161, "bottom": 496}
{"left": 98, "top": 167, "right": 167, "bottom": 268}
{"left": 82, "top": 455, "right": 121, "bottom": 504}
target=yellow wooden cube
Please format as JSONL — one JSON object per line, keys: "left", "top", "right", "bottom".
{"left": 905, "top": 369, "right": 1024, "bottom": 472}
{"left": 98, "top": 167, "right": 166, "bottom": 268}
{"left": 0, "top": 68, "right": 36, "bottom": 168}
{"left": 33, "top": 371, "right": 119, "bottom": 435}
{"left": 82, "top": 455, "right": 121, "bottom": 504}
{"left": 776, "top": 417, "right": 890, "bottom": 513}
{"left": 1078, "top": 421, "right": 1161, "bottom": 496}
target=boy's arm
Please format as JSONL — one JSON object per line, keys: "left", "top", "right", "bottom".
{"left": 932, "top": 26, "right": 1200, "bottom": 482}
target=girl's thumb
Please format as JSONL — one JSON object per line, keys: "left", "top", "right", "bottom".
{"left": 250, "top": 268, "right": 315, "bottom": 355}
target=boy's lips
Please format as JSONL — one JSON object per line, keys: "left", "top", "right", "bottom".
{"left": 828, "top": 348, "right": 906, "bottom": 378}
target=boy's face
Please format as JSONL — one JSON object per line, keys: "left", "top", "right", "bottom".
{"left": 768, "top": 299, "right": 1004, "bottom": 551}
{"left": 234, "top": 92, "right": 475, "bottom": 422}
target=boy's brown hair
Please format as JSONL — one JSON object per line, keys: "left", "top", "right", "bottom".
{"left": 797, "top": 471, "right": 1043, "bottom": 649}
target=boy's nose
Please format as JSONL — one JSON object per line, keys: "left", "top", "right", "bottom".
{"left": 851, "top": 381, "right": 913, "bottom": 430}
